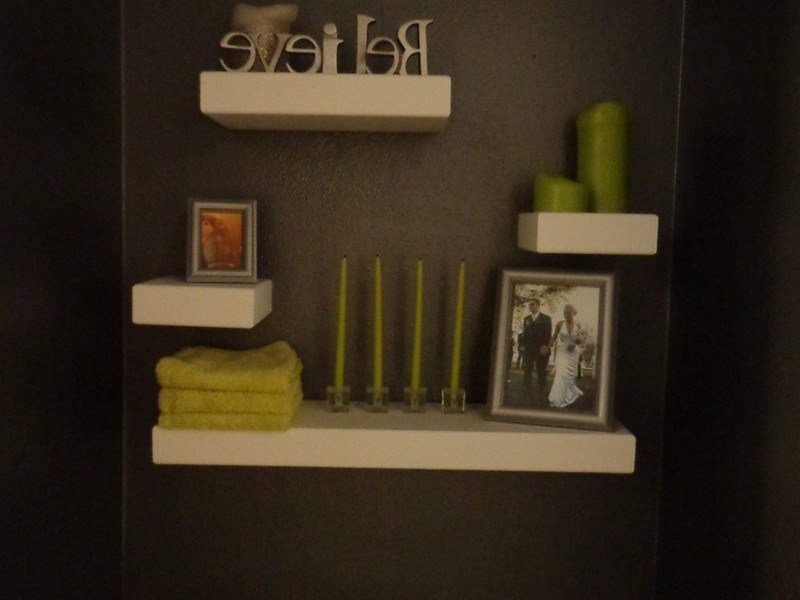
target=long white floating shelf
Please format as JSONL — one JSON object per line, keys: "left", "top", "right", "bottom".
{"left": 518, "top": 212, "right": 659, "bottom": 255}
{"left": 200, "top": 71, "right": 451, "bottom": 132}
{"left": 152, "top": 400, "right": 636, "bottom": 473}
{"left": 132, "top": 276, "right": 272, "bottom": 329}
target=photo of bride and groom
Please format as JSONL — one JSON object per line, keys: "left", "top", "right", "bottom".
{"left": 511, "top": 294, "right": 597, "bottom": 410}
{"left": 488, "top": 270, "right": 615, "bottom": 431}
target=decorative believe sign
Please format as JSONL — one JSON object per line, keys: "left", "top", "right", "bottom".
{"left": 220, "top": 8, "right": 433, "bottom": 76}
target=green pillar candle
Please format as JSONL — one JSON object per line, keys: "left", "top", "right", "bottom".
{"left": 533, "top": 171, "right": 589, "bottom": 212}
{"left": 577, "top": 101, "right": 629, "bottom": 213}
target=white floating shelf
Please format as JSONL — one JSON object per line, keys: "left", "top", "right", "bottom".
{"left": 518, "top": 212, "right": 659, "bottom": 255}
{"left": 132, "top": 276, "right": 272, "bottom": 329}
{"left": 152, "top": 400, "right": 636, "bottom": 473}
{"left": 200, "top": 71, "right": 451, "bottom": 132}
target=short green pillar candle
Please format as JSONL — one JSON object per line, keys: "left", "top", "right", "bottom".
{"left": 533, "top": 171, "right": 589, "bottom": 212}
{"left": 577, "top": 101, "right": 630, "bottom": 213}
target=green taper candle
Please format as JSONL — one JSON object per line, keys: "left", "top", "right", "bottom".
{"left": 449, "top": 260, "right": 465, "bottom": 393}
{"left": 577, "top": 101, "right": 630, "bottom": 213}
{"left": 410, "top": 258, "right": 423, "bottom": 391}
{"left": 373, "top": 255, "right": 383, "bottom": 392}
{"left": 533, "top": 171, "right": 589, "bottom": 212}
{"left": 334, "top": 256, "right": 347, "bottom": 389}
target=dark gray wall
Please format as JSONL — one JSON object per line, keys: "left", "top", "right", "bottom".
{"left": 0, "top": 1, "right": 122, "bottom": 598}
{"left": 123, "top": 2, "right": 680, "bottom": 598}
{"left": 660, "top": 2, "right": 800, "bottom": 597}
{"left": 12, "top": 0, "right": 799, "bottom": 598}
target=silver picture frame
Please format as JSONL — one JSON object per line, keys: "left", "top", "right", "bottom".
{"left": 186, "top": 198, "right": 257, "bottom": 283}
{"left": 487, "top": 268, "right": 616, "bottom": 431}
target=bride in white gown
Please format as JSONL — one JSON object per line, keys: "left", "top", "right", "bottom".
{"left": 548, "top": 304, "right": 586, "bottom": 408}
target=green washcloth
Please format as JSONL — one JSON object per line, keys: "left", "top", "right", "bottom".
{"left": 156, "top": 341, "right": 301, "bottom": 393}
{"left": 159, "top": 383, "right": 302, "bottom": 415}
{"left": 158, "top": 411, "right": 294, "bottom": 431}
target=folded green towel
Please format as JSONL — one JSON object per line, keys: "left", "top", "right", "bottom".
{"left": 156, "top": 341, "right": 301, "bottom": 393}
{"left": 158, "top": 411, "right": 294, "bottom": 431}
{"left": 159, "top": 383, "right": 302, "bottom": 415}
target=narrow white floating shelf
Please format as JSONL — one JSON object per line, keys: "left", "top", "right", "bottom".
{"left": 132, "top": 276, "right": 272, "bottom": 329}
{"left": 200, "top": 71, "right": 451, "bottom": 132}
{"left": 152, "top": 400, "right": 636, "bottom": 473}
{"left": 518, "top": 212, "right": 659, "bottom": 255}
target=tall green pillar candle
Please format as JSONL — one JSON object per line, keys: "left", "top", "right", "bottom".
{"left": 577, "top": 101, "right": 629, "bottom": 213}
{"left": 533, "top": 171, "right": 589, "bottom": 212}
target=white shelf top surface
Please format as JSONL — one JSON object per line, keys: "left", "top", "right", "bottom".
{"left": 153, "top": 400, "right": 636, "bottom": 473}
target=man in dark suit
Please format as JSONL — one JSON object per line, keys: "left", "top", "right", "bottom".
{"left": 522, "top": 299, "right": 552, "bottom": 403}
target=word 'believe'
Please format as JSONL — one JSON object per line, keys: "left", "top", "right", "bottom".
{"left": 220, "top": 15, "right": 432, "bottom": 75}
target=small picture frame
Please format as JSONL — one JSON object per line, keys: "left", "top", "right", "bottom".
{"left": 186, "top": 199, "right": 257, "bottom": 283}
{"left": 487, "top": 268, "right": 617, "bottom": 431}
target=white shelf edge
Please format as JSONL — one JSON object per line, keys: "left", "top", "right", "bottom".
{"left": 200, "top": 72, "right": 451, "bottom": 132}
{"left": 152, "top": 400, "right": 636, "bottom": 473}
{"left": 518, "top": 212, "right": 659, "bottom": 255}
{"left": 132, "top": 276, "right": 272, "bottom": 329}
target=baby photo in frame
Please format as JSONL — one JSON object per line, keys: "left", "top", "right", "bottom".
{"left": 186, "top": 198, "right": 257, "bottom": 283}
{"left": 487, "top": 268, "right": 617, "bottom": 431}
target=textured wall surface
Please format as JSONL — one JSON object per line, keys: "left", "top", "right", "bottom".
{"left": 5, "top": 1, "right": 798, "bottom": 597}
{"left": 122, "top": 1, "right": 681, "bottom": 598}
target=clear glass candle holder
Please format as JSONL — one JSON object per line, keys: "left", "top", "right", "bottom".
{"left": 403, "top": 387, "right": 427, "bottom": 413}
{"left": 440, "top": 387, "right": 466, "bottom": 413}
{"left": 366, "top": 386, "right": 389, "bottom": 412}
{"left": 326, "top": 386, "right": 351, "bottom": 412}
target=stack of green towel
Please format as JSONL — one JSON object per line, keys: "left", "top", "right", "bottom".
{"left": 155, "top": 341, "right": 303, "bottom": 431}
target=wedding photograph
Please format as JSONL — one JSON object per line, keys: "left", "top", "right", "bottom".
{"left": 487, "top": 269, "right": 617, "bottom": 431}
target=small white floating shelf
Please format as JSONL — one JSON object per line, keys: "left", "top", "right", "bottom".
{"left": 152, "top": 400, "right": 636, "bottom": 473}
{"left": 518, "top": 212, "right": 659, "bottom": 255}
{"left": 200, "top": 71, "right": 451, "bottom": 132}
{"left": 132, "top": 276, "right": 272, "bottom": 329}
